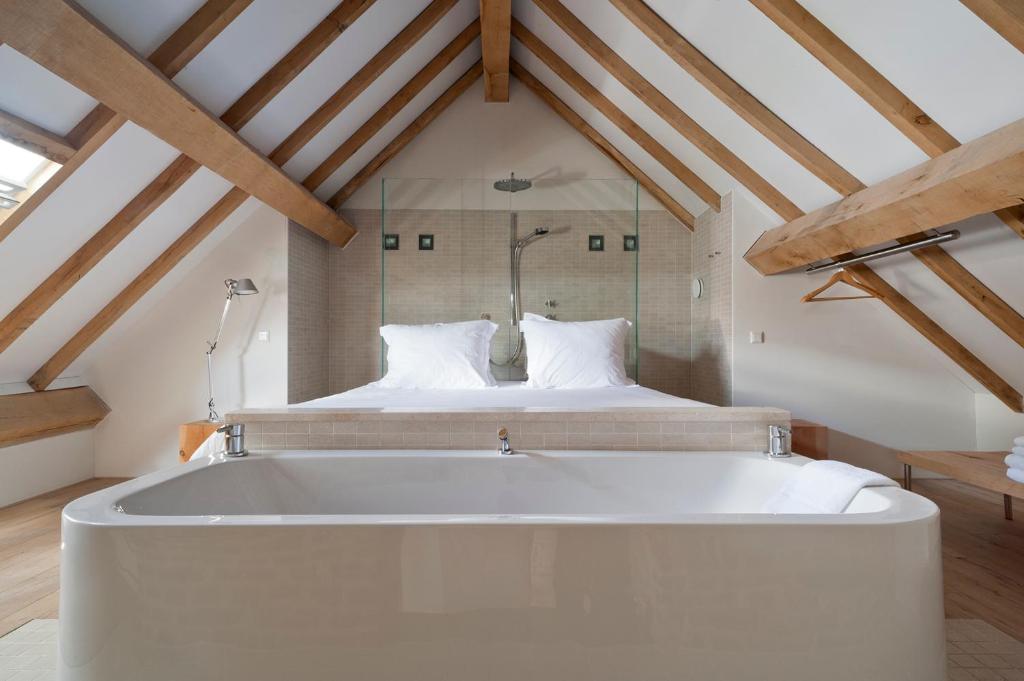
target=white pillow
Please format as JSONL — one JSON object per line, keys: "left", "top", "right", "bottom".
{"left": 376, "top": 320, "right": 498, "bottom": 389}
{"left": 519, "top": 314, "right": 634, "bottom": 389}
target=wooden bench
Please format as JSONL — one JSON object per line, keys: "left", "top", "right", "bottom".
{"left": 791, "top": 419, "right": 829, "bottom": 460}
{"left": 897, "top": 450, "right": 1023, "bottom": 520}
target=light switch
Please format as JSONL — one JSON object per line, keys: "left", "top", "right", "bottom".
{"left": 749, "top": 331, "right": 765, "bottom": 344}
{"left": 257, "top": 330, "right": 270, "bottom": 342}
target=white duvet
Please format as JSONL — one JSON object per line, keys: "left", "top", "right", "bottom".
{"left": 295, "top": 381, "right": 709, "bottom": 410}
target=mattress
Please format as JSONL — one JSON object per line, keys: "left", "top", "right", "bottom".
{"left": 295, "top": 381, "right": 710, "bottom": 410}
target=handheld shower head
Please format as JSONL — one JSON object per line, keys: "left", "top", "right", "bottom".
{"left": 515, "top": 227, "right": 551, "bottom": 249}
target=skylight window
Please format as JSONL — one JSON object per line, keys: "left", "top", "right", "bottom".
{"left": 0, "top": 138, "right": 53, "bottom": 209}
{"left": 0, "top": 138, "right": 49, "bottom": 186}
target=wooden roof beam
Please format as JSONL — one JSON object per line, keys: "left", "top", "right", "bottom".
{"left": 29, "top": 189, "right": 250, "bottom": 391}
{"left": 961, "top": 0, "right": 1024, "bottom": 55}
{"left": 0, "top": 0, "right": 250, "bottom": 245}
{"left": 220, "top": 0, "right": 376, "bottom": 130}
{"left": 0, "top": 387, "right": 110, "bottom": 448}
{"left": 480, "top": 0, "right": 511, "bottom": 101}
{"left": 848, "top": 264, "right": 1023, "bottom": 413}
{"left": 305, "top": 20, "right": 480, "bottom": 192}
{"left": 512, "top": 19, "right": 720, "bottom": 211}
{"left": 750, "top": 0, "right": 1024, "bottom": 240}
{"left": 745, "top": 114, "right": 1024, "bottom": 274}
{"left": 0, "top": 0, "right": 354, "bottom": 245}
{"left": 328, "top": 62, "right": 483, "bottom": 208}
{"left": 269, "top": 0, "right": 457, "bottom": 167}
{"left": 610, "top": 0, "right": 864, "bottom": 196}
{"left": 0, "top": 0, "right": 372, "bottom": 357}
{"left": 511, "top": 60, "right": 695, "bottom": 229}
{"left": 0, "top": 108, "right": 77, "bottom": 163}
{"left": 529, "top": 0, "right": 802, "bottom": 221}
{"left": 30, "top": 1, "right": 459, "bottom": 390}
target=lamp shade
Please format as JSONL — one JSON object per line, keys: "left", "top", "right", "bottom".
{"left": 229, "top": 278, "right": 258, "bottom": 295}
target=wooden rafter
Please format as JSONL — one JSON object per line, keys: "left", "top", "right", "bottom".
{"left": 610, "top": 0, "right": 864, "bottom": 196}
{"left": 0, "top": 0, "right": 248, "bottom": 245}
{"left": 745, "top": 114, "right": 1024, "bottom": 274}
{"left": 220, "top": 0, "right": 376, "bottom": 130}
{"left": 269, "top": 0, "right": 457, "bottom": 167}
{"left": 750, "top": 0, "right": 1024, "bottom": 240}
{"left": 0, "top": 0, "right": 370, "bottom": 358}
{"left": 961, "top": 0, "right": 1024, "bottom": 55}
{"left": 848, "top": 264, "right": 1023, "bottom": 413}
{"left": 0, "top": 157, "right": 198, "bottom": 355}
{"left": 29, "top": 0, "right": 457, "bottom": 390}
{"left": 0, "top": 387, "right": 110, "bottom": 448}
{"left": 29, "top": 189, "right": 250, "bottom": 391}
{"left": 0, "top": 108, "right": 76, "bottom": 163}
{"left": 747, "top": 0, "right": 1024, "bottom": 354}
{"left": 512, "top": 19, "right": 720, "bottom": 211}
{"left": 328, "top": 62, "right": 483, "bottom": 209}
{"left": 529, "top": 0, "right": 802, "bottom": 221}
{"left": 899, "top": 240, "right": 1024, "bottom": 351}
{"left": 0, "top": 0, "right": 354, "bottom": 245}
{"left": 480, "top": 0, "right": 511, "bottom": 102}
{"left": 511, "top": 60, "right": 695, "bottom": 228}
{"left": 304, "top": 20, "right": 480, "bottom": 192}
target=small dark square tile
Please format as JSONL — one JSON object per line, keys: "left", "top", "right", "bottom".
{"left": 588, "top": 234, "right": 604, "bottom": 251}
{"left": 383, "top": 234, "right": 399, "bottom": 250}
{"left": 623, "top": 234, "right": 638, "bottom": 251}
{"left": 419, "top": 234, "right": 434, "bottom": 250}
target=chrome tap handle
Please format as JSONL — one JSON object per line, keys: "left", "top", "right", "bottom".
{"left": 217, "top": 423, "right": 248, "bottom": 457}
{"left": 767, "top": 425, "right": 792, "bottom": 458}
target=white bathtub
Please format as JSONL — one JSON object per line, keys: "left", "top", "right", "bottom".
{"left": 59, "top": 451, "right": 945, "bottom": 681}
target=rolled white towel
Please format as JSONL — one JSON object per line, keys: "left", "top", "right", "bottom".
{"left": 1007, "top": 453, "right": 1024, "bottom": 470}
{"left": 1011, "top": 445, "right": 1024, "bottom": 458}
{"left": 1009, "top": 467, "right": 1024, "bottom": 485}
{"left": 1016, "top": 436, "right": 1024, "bottom": 447}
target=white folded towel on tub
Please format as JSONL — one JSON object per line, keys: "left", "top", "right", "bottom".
{"left": 1009, "top": 468, "right": 1024, "bottom": 485}
{"left": 762, "top": 460, "right": 898, "bottom": 514}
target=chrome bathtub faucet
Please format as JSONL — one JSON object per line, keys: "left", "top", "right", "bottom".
{"left": 217, "top": 423, "right": 248, "bottom": 458}
{"left": 766, "top": 425, "right": 792, "bottom": 458}
{"left": 498, "top": 427, "right": 514, "bottom": 455}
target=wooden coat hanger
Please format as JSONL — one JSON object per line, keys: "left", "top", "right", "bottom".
{"left": 801, "top": 268, "right": 881, "bottom": 303}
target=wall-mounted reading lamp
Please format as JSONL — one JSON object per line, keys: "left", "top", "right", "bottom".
{"left": 205, "top": 278, "right": 258, "bottom": 421}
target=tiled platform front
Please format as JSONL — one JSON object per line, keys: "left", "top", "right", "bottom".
{"left": 226, "top": 407, "right": 789, "bottom": 452}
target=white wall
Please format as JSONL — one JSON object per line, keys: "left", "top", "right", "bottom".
{"left": 344, "top": 78, "right": 664, "bottom": 213}
{"left": 84, "top": 204, "right": 289, "bottom": 477}
{"left": 730, "top": 190, "right": 979, "bottom": 476}
{"left": 0, "top": 430, "right": 94, "bottom": 508}
{"left": 976, "top": 394, "right": 1024, "bottom": 452}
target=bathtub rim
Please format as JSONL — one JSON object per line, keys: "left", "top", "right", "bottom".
{"left": 63, "top": 450, "right": 937, "bottom": 528}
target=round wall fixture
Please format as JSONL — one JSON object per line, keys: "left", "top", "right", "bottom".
{"left": 691, "top": 277, "right": 704, "bottom": 299}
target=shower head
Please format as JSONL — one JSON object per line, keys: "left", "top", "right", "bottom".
{"left": 494, "top": 172, "right": 531, "bottom": 193}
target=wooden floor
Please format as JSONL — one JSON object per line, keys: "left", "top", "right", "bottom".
{"left": 0, "top": 477, "right": 1022, "bottom": 641}
{"left": 0, "top": 478, "right": 123, "bottom": 637}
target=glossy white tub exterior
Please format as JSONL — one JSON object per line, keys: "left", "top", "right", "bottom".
{"left": 59, "top": 451, "right": 944, "bottom": 681}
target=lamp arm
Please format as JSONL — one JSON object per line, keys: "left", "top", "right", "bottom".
{"left": 205, "top": 293, "right": 234, "bottom": 422}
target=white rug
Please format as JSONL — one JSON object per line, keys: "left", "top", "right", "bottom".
{"left": 3, "top": 618, "right": 1023, "bottom": 679}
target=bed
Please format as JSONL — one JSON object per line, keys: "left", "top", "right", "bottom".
{"left": 294, "top": 381, "right": 711, "bottom": 411}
